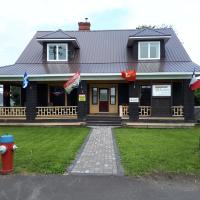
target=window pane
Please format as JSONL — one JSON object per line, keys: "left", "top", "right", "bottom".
{"left": 92, "top": 88, "right": 98, "bottom": 104}
{"left": 93, "top": 88, "right": 97, "bottom": 96}
{"left": 93, "top": 96, "right": 97, "bottom": 104}
{"left": 111, "top": 96, "right": 116, "bottom": 105}
{"left": 111, "top": 87, "right": 116, "bottom": 96}
{"left": 140, "top": 42, "right": 148, "bottom": 58}
{"left": 58, "top": 44, "right": 67, "bottom": 60}
{"left": 150, "top": 43, "right": 159, "bottom": 58}
{"left": 0, "top": 85, "right": 3, "bottom": 106}
{"left": 48, "top": 45, "right": 57, "bottom": 60}
{"left": 100, "top": 89, "right": 108, "bottom": 101}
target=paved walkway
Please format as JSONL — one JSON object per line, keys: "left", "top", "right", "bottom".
{"left": 69, "top": 126, "right": 120, "bottom": 175}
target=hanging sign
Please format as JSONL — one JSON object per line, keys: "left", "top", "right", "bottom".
{"left": 79, "top": 94, "right": 86, "bottom": 102}
{"left": 152, "top": 85, "right": 171, "bottom": 97}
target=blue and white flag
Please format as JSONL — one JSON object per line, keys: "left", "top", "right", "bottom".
{"left": 22, "top": 72, "right": 29, "bottom": 88}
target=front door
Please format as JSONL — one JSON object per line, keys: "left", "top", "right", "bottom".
{"left": 99, "top": 88, "right": 109, "bottom": 112}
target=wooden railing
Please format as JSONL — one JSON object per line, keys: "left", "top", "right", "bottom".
{"left": 119, "top": 105, "right": 129, "bottom": 118}
{"left": 139, "top": 106, "right": 151, "bottom": 117}
{"left": 171, "top": 106, "right": 184, "bottom": 117}
{"left": 119, "top": 105, "right": 151, "bottom": 118}
{"left": 0, "top": 107, "right": 26, "bottom": 118}
{"left": 36, "top": 106, "right": 78, "bottom": 118}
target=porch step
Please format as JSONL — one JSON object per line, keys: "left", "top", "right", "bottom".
{"left": 86, "top": 115, "right": 122, "bottom": 126}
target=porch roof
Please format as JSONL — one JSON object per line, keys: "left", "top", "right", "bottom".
{"left": 0, "top": 61, "right": 199, "bottom": 81}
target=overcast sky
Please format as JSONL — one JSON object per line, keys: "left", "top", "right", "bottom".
{"left": 0, "top": 0, "right": 199, "bottom": 66}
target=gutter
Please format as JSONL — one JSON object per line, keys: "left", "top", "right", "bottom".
{"left": 0, "top": 72, "right": 199, "bottom": 82}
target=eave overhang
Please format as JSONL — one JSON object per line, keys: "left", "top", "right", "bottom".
{"left": 36, "top": 38, "right": 80, "bottom": 49}
{"left": 127, "top": 35, "right": 171, "bottom": 47}
{"left": 0, "top": 72, "right": 197, "bottom": 82}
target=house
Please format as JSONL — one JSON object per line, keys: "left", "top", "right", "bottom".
{"left": 0, "top": 20, "right": 199, "bottom": 125}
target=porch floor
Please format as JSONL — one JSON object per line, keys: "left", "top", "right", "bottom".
{"left": 0, "top": 122, "right": 86, "bottom": 126}
{"left": 125, "top": 122, "right": 195, "bottom": 128}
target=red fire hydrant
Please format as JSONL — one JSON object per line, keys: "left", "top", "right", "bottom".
{"left": 0, "top": 135, "right": 17, "bottom": 175}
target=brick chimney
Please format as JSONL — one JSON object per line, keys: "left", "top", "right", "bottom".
{"left": 78, "top": 18, "right": 91, "bottom": 31}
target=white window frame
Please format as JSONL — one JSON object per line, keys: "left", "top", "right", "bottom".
{"left": 47, "top": 43, "right": 68, "bottom": 61}
{"left": 138, "top": 41, "right": 160, "bottom": 60}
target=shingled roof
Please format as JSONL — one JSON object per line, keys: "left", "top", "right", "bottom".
{"left": 0, "top": 28, "right": 199, "bottom": 80}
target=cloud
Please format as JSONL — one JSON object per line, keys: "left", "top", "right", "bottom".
{"left": 0, "top": 0, "right": 200, "bottom": 66}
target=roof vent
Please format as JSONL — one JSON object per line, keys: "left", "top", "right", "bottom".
{"left": 78, "top": 18, "right": 91, "bottom": 31}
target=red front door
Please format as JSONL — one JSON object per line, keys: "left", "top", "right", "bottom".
{"left": 99, "top": 88, "right": 109, "bottom": 112}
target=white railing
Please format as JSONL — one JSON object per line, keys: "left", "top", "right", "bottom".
{"left": 119, "top": 105, "right": 129, "bottom": 118}
{"left": 172, "top": 106, "right": 184, "bottom": 117}
{"left": 0, "top": 107, "right": 26, "bottom": 118}
{"left": 119, "top": 105, "right": 151, "bottom": 118}
{"left": 36, "top": 106, "right": 78, "bottom": 118}
{"left": 139, "top": 106, "right": 151, "bottom": 117}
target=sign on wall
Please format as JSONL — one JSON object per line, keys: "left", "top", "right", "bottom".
{"left": 129, "top": 97, "right": 139, "bottom": 103}
{"left": 78, "top": 94, "right": 86, "bottom": 102}
{"left": 152, "top": 85, "right": 171, "bottom": 97}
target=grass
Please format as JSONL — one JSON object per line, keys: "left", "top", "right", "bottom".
{"left": 115, "top": 127, "right": 200, "bottom": 176}
{"left": 0, "top": 126, "right": 89, "bottom": 174}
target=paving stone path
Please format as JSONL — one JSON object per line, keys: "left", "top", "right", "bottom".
{"left": 69, "top": 126, "right": 121, "bottom": 175}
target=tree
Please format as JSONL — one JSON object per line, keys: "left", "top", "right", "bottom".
{"left": 195, "top": 89, "right": 200, "bottom": 106}
{"left": 136, "top": 24, "right": 173, "bottom": 29}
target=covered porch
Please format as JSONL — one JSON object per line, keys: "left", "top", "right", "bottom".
{"left": 0, "top": 78, "right": 194, "bottom": 123}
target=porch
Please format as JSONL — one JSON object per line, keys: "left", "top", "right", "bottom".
{"left": 0, "top": 79, "right": 194, "bottom": 123}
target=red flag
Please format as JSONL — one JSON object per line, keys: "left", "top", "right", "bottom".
{"left": 189, "top": 70, "right": 200, "bottom": 91}
{"left": 64, "top": 71, "right": 80, "bottom": 94}
{"left": 121, "top": 70, "right": 136, "bottom": 81}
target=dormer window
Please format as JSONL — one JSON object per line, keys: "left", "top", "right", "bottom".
{"left": 47, "top": 43, "right": 68, "bottom": 61}
{"left": 138, "top": 41, "right": 160, "bottom": 60}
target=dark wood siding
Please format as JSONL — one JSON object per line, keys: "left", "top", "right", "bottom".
{"left": 160, "top": 39, "right": 165, "bottom": 60}
{"left": 132, "top": 42, "right": 138, "bottom": 60}
{"left": 37, "top": 84, "right": 48, "bottom": 106}
{"left": 67, "top": 88, "right": 78, "bottom": 106}
{"left": 151, "top": 97, "right": 171, "bottom": 117}
{"left": 118, "top": 83, "right": 129, "bottom": 105}
{"left": 172, "top": 82, "right": 183, "bottom": 106}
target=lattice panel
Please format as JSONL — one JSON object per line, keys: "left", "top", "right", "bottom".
{"left": 37, "top": 106, "right": 78, "bottom": 117}
{"left": 0, "top": 107, "right": 26, "bottom": 117}
{"left": 139, "top": 106, "right": 151, "bottom": 117}
{"left": 172, "top": 106, "right": 184, "bottom": 117}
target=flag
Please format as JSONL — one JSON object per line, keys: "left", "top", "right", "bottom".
{"left": 189, "top": 70, "right": 200, "bottom": 91}
{"left": 22, "top": 72, "right": 29, "bottom": 88}
{"left": 121, "top": 70, "right": 136, "bottom": 81}
{"left": 64, "top": 71, "right": 80, "bottom": 94}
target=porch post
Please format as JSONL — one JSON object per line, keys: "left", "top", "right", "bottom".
{"left": 25, "top": 82, "right": 37, "bottom": 121}
{"left": 183, "top": 79, "right": 194, "bottom": 122}
{"left": 77, "top": 80, "right": 88, "bottom": 120}
{"left": 3, "top": 84, "right": 10, "bottom": 106}
{"left": 129, "top": 81, "right": 139, "bottom": 121}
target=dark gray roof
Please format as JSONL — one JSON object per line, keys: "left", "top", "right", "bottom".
{"left": 130, "top": 28, "right": 170, "bottom": 37}
{"left": 0, "top": 28, "right": 199, "bottom": 77}
{"left": 37, "top": 29, "right": 74, "bottom": 39}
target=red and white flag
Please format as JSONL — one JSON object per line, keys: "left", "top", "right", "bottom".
{"left": 64, "top": 71, "right": 80, "bottom": 94}
{"left": 121, "top": 70, "right": 136, "bottom": 81}
{"left": 189, "top": 70, "right": 200, "bottom": 91}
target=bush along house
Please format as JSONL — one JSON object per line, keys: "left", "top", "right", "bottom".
{"left": 0, "top": 20, "right": 200, "bottom": 126}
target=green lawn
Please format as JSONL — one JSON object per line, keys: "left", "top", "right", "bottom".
{"left": 0, "top": 126, "right": 89, "bottom": 174}
{"left": 115, "top": 127, "right": 200, "bottom": 176}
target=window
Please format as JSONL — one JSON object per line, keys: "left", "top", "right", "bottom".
{"left": 110, "top": 87, "right": 116, "bottom": 105}
{"left": 47, "top": 43, "right": 68, "bottom": 61}
{"left": 92, "top": 88, "right": 98, "bottom": 105}
{"left": 138, "top": 41, "right": 160, "bottom": 60}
